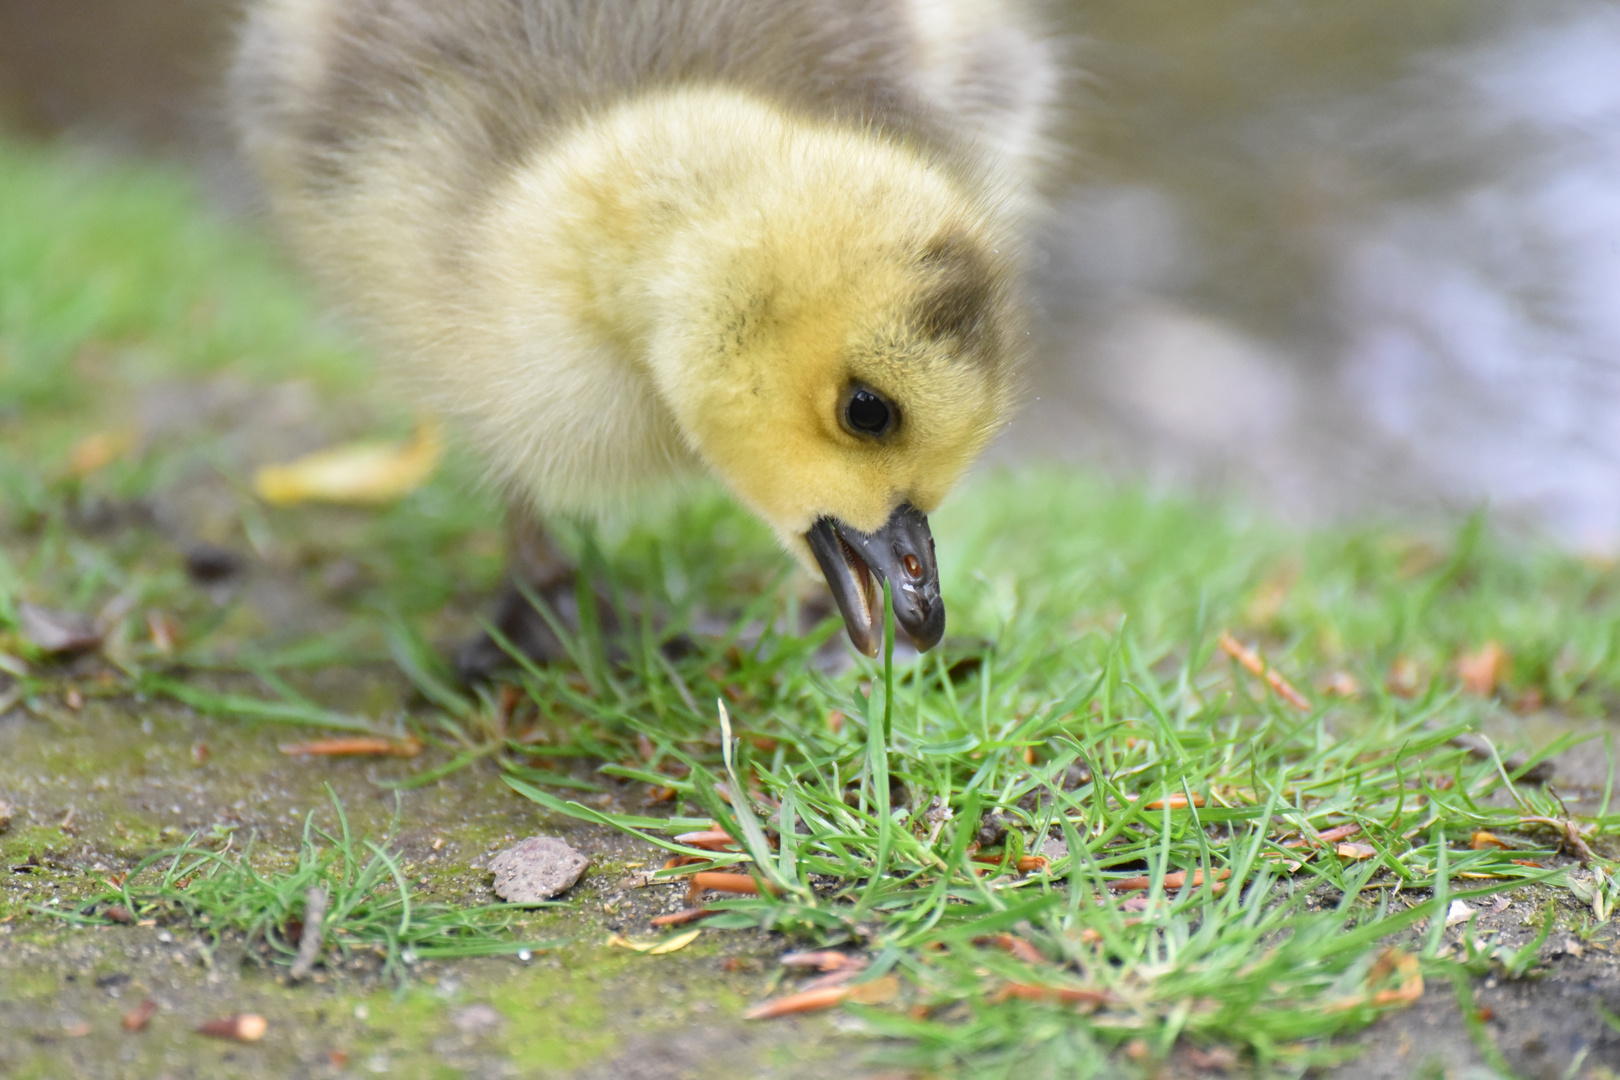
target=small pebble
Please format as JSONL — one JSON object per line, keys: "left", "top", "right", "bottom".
{"left": 488, "top": 836, "right": 588, "bottom": 904}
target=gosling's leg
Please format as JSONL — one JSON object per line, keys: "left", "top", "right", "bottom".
{"left": 454, "top": 509, "right": 578, "bottom": 683}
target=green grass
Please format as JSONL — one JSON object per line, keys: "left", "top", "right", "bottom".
{"left": 2, "top": 136, "right": 1618, "bottom": 1077}
{"left": 51, "top": 791, "right": 564, "bottom": 986}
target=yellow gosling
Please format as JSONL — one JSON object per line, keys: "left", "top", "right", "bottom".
{"left": 233, "top": 0, "right": 1059, "bottom": 661}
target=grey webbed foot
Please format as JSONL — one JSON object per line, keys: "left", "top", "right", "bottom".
{"left": 454, "top": 511, "right": 587, "bottom": 684}
{"left": 453, "top": 577, "right": 576, "bottom": 683}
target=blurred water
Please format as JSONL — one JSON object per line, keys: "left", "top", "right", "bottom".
{"left": 5, "top": 0, "right": 1620, "bottom": 545}
{"left": 1023, "top": 1, "right": 1620, "bottom": 546}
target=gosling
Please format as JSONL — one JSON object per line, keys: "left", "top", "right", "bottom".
{"left": 232, "top": 0, "right": 1058, "bottom": 674}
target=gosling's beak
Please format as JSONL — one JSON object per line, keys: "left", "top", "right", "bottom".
{"left": 805, "top": 502, "right": 944, "bottom": 657}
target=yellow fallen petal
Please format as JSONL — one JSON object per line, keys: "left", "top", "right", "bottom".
{"left": 254, "top": 421, "right": 442, "bottom": 505}
{"left": 647, "top": 929, "right": 702, "bottom": 955}
{"left": 606, "top": 933, "right": 656, "bottom": 953}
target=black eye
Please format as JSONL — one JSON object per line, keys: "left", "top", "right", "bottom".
{"left": 844, "top": 387, "right": 894, "bottom": 436}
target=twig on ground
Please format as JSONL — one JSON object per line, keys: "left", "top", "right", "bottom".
{"left": 1218, "top": 631, "right": 1311, "bottom": 711}
{"left": 289, "top": 885, "right": 329, "bottom": 981}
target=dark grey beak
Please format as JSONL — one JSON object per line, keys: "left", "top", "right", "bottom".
{"left": 805, "top": 502, "right": 944, "bottom": 657}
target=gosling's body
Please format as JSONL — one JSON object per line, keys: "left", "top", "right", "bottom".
{"left": 234, "top": 0, "right": 1058, "bottom": 656}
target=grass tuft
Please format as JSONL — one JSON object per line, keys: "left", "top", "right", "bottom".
{"left": 50, "top": 791, "right": 564, "bottom": 986}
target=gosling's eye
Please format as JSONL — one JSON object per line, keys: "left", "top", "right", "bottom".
{"left": 844, "top": 387, "right": 895, "bottom": 436}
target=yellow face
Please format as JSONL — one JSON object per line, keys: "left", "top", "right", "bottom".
{"left": 653, "top": 220, "right": 1018, "bottom": 562}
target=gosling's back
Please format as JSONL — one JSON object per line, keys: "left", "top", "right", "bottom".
{"left": 235, "top": 1, "right": 1054, "bottom": 193}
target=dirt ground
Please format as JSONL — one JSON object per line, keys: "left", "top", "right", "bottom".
{"left": 0, "top": 681, "right": 855, "bottom": 1079}
{"left": 4, "top": 661, "right": 1619, "bottom": 1078}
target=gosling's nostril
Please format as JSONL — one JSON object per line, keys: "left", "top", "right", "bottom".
{"left": 902, "top": 553, "right": 923, "bottom": 579}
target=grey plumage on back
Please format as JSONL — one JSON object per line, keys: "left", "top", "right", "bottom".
{"left": 233, "top": 0, "right": 1056, "bottom": 207}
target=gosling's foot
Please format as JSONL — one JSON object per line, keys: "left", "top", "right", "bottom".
{"left": 453, "top": 576, "right": 578, "bottom": 684}
{"left": 453, "top": 512, "right": 602, "bottom": 683}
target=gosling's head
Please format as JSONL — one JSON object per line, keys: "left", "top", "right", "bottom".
{"left": 648, "top": 165, "right": 1022, "bottom": 656}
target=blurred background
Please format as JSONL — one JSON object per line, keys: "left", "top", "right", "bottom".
{"left": 3, "top": 0, "right": 1618, "bottom": 547}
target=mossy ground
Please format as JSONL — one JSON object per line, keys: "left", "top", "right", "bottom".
{"left": 3, "top": 139, "right": 1620, "bottom": 1079}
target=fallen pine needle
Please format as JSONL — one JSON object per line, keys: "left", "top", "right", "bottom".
{"left": 974, "top": 933, "right": 1049, "bottom": 965}
{"left": 1109, "top": 868, "right": 1231, "bottom": 892}
{"left": 280, "top": 736, "right": 422, "bottom": 758}
{"left": 1327, "top": 947, "right": 1423, "bottom": 1011}
{"left": 672, "top": 829, "right": 740, "bottom": 852}
{"left": 1143, "top": 793, "right": 1205, "bottom": 810}
{"left": 969, "top": 853, "right": 1050, "bottom": 873}
{"left": 745, "top": 985, "right": 851, "bottom": 1019}
{"left": 196, "top": 1014, "right": 267, "bottom": 1043}
{"left": 1280, "top": 823, "right": 1361, "bottom": 850}
{"left": 687, "top": 871, "right": 778, "bottom": 900}
{"left": 744, "top": 976, "right": 899, "bottom": 1020}
{"left": 649, "top": 907, "right": 720, "bottom": 928}
{"left": 992, "top": 981, "right": 1110, "bottom": 1007}
{"left": 1218, "top": 631, "right": 1311, "bottom": 711}
{"left": 662, "top": 856, "right": 709, "bottom": 872}
{"left": 781, "top": 950, "right": 864, "bottom": 972}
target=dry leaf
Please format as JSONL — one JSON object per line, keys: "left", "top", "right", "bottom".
{"left": 1322, "top": 671, "right": 1361, "bottom": 697}
{"left": 1471, "top": 831, "right": 1511, "bottom": 851}
{"left": 607, "top": 933, "right": 657, "bottom": 953}
{"left": 1326, "top": 947, "right": 1423, "bottom": 1012}
{"left": 18, "top": 603, "right": 103, "bottom": 655}
{"left": 1337, "top": 843, "right": 1377, "bottom": 859}
{"left": 254, "top": 421, "right": 442, "bottom": 506}
{"left": 122, "top": 998, "right": 158, "bottom": 1033}
{"left": 66, "top": 430, "right": 136, "bottom": 477}
{"left": 1444, "top": 900, "right": 1477, "bottom": 928}
{"left": 845, "top": 974, "right": 900, "bottom": 1005}
{"left": 146, "top": 610, "right": 180, "bottom": 654}
{"left": 1387, "top": 656, "right": 1421, "bottom": 697}
{"left": 1244, "top": 563, "right": 1299, "bottom": 625}
{"left": 1457, "top": 642, "right": 1509, "bottom": 697}
{"left": 647, "top": 929, "right": 702, "bottom": 955}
